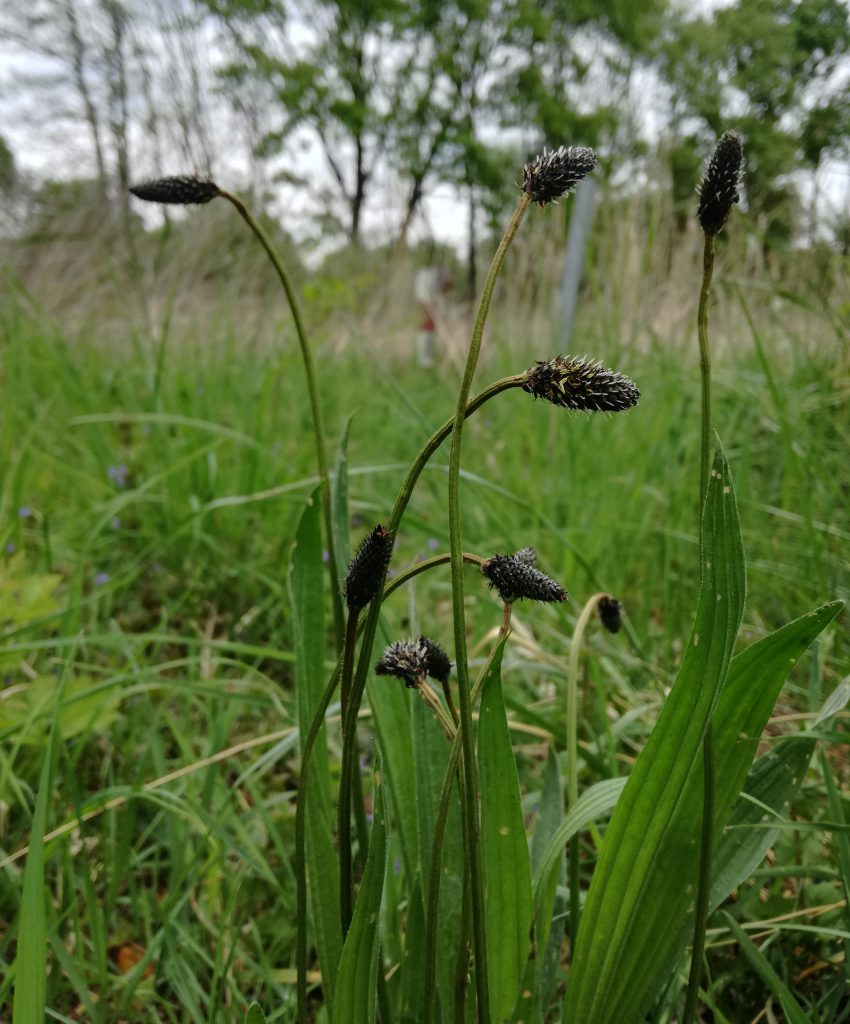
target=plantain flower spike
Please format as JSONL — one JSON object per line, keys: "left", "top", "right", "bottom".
{"left": 597, "top": 595, "right": 622, "bottom": 634}
{"left": 697, "top": 131, "right": 744, "bottom": 235}
{"left": 481, "top": 549, "right": 568, "bottom": 605}
{"left": 523, "top": 355, "right": 639, "bottom": 413}
{"left": 343, "top": 525, "right": 394, "bottom": 611}
{"left": 375, "top": 636, "right": 452, "bottom": 688}
{"left": 129, "top": 175, "right": 221, "bottom": 205}
{"left": 522, "top": 145, "right": 597, "bottom": 206}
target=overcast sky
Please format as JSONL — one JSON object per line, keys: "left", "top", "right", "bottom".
{"left": 1, "top": 0, "right": 847, "bottom": 252}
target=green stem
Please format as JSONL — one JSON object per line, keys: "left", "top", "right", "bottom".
{"left": 697, "top": 233, "right": 715, "bottom": 505}
{"left": 684, "top": 729, "right": 714, "bottom": 1024}
{"left": 447, "top": 192, "right": 531, "bottom": 1018}
{"left": 683, "top": 230, "right": 717, "bottom": 1024}
{"left": 219, "top": 189, "right": 345, "bottom": 650}
{"left": 453, "top": 860, "right": 472, "bottom": 1022}
{"left": 338, "top": 609, "right": 360, "bottom": 934}
{"left": 423, "top": 605, "right": 513, "bottom": 1023}
{"left": 295, "top": 370, "right": 524, "bottom": 1020}
{"left": 566, "top": 592, "right": 607, "bottom": 945}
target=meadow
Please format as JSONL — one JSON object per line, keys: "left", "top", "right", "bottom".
{"left": 1, "top": 186, "right": 849, "bottom": 1022}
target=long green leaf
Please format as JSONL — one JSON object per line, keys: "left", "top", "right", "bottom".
{"left": 710, "top": 601, "right": 842, "bottom": 838}
{"left": 333, "top": 768, "right": 389, "bottom": 1024}
{"left": 564, "top": 446, "right": 746, "bottom": 1023}
{"left": 532, "top": 778, "right": 627, "bottom": 906}
{"left": 291, "top": 492, "right": 341, "bottom": 1013}
{"left": 410, "top": 696, "right": 463, "bottom": 1018}
{"left": 721, "top": 912, "right": 811, "bottom": 1024}
{"left": 642, "top": 602, "right": 844, "bottom": 1014}
{"left": 478, "top": 644, "right": 534, "bottom": 1023}
{"left": 13, "top": 654, "right": 70, "bottom": 1022}
{"left": 331, "top": 415, "right": 354, "bottom": 587}
{"left": 514, "top": 750, "right": 568, "bottom": 1024}
{"left": 710, "top": 737, "right": 815, "bottom": 910}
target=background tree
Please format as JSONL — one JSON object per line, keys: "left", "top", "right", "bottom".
{"left": 662, "top": 0, "right": 850, "bottom": 251}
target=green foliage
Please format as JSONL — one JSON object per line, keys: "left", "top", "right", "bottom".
{"left": 0, "top": 554, "right": 62, "bottom": 627}
{"left": 1, "top": 257, "right": 847, "bottom": 1019}
{"left": 477, "top": 643, "right": 534, "bottom": 1019}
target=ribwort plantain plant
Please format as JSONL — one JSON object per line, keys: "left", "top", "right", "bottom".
{"left": 128, "top": 135, "right": 843, "bottom": 1024}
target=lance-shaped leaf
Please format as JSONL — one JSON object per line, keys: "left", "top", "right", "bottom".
{"left": 564, "top": 445, "right": 745, "bottom": 1023}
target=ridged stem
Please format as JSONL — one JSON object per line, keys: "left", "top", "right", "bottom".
{"left": 219, "top": 189, "right": 345, "bottom": 650}
{"left": 295, "top": 551, "right": 483, "bottom": 1021}
{"left": 566, "top": 592, "right": 607, "bottom": 945}
{"left": 295, "top": 370, "right": 525, "bottom": 1020}
{"left": 423, "top": 604, "right": 513, "bottom": 1022}
{"left": 683, "top": 231, "right": 717, "bottom": 1024}
{"left": 447, "top": 191, "right": 530, "bottom": 1017}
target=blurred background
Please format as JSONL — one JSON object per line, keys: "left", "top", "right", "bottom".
{"left": 1, "top": 0, "right": 849, "bottom": 343}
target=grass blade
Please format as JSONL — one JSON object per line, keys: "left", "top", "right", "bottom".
{"left": 563, "top": 445, "right": 746, "bottom": 1024}
{"left": 478, "top": 643, "right": 534, "bottom": 1022}
{"left": 332, "top": 766, "right": 389, "bottom": 1024}
{"left": 720, "top": 911, "right": 811, "bottom": 1024}
{"left": 291, "top": 492, "right": 341, "bottom": 1012}
{"left": 12, "top": 648, "right": 72, "bottom": 1022}
{"left": 245, "top": 1004, "right": 267, "bottom": 1024}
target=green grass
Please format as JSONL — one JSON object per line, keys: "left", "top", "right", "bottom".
{"left": 1, "top": 274, "right": 848, "bottom": 1020}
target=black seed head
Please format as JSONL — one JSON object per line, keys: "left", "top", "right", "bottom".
{"left": 597, "top": 595, "right": 622, "bottom": 634}
{"left": 523, "top": 355, "right": 640, "bottom": 413}
{"left": 418, "top": 635, "right": 452, "bottom": 684}
{"left": 697, "top": 131, "right": 744, "bottom": 235}
{"left": 481, "top": 549, "right": 568, "bottom": 605}
{"left": 129, "top": 175, "right": 220, "bottom": 205}
{"left": 343, "top": 525, "right": 394, "bottom": 610}
{"left": 375, "top": 640, "right": 429, "bottom": 688}
{"left": 522, "top": 146, "right": 597, "bottom": 206}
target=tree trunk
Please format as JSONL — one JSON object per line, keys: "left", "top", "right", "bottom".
{"left": 65, "top": 0, "right": 109, "bottom": 202}
{"left": 467, "top": 185, "right": 477, "bottom": 299}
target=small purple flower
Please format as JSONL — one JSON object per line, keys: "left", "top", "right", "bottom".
{"left": 107, "top": 464, "right": 129, "bottom": 488}
{"left": 110, "top": 517, "right": 121, "bottom": 529}
{"left": 393, "top": 858, "right": 401, "bottom": 877}
{"left": 427, "top": 537, "right": 440, "bottom": 551}
{"left": 94, "top": 572, "right": 110, "bottom": 586}
{"left": 18, "top": 506, "right": 31, "bottom": 519}
{"left": 322, "top": 550, "right": 330, "bottom": 564}
{"left": 5, "top": 541, "right": 15, "bottom": 554}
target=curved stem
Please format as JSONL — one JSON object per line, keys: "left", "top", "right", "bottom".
{"left": 447, "top": 192, "right": 531, "bottom": 1017}
{"left": 423, "top": 604, "right": 513, "bottom": 1022}
{"left": 219, "top": 189, "right": 345, "bottom": 650}
{"left": 294, "top": 370, "right": 523, "bottom": 1020}
{"left": 683, "top": 231, "right": 717, "bottom": 1024}
{"left": 566, "top": 592, "right": 608, "bottom": 946}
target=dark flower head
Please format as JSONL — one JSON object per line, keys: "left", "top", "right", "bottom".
{"left": 522, "top": 146, "right": 597, "bottom": 206}
{"left": 375, "top": 636, "right": 452, "bottom": 687}
{"left": 697, "top": 131, "right": 744, "bottom": 235}
{"left": 418, "top": 635, "right": 452, "bottom": 684}
{"left": 481, "top": 549, "right": 568, "bottom": 604}
{"left": 523, "top": 355, "right": 639, "bottom": 413}
{"left": 129, "top": 175, "right": 220, "bottom": 205}
{"left": 343, "top": 525, "right": 395, "bottom": 610}
{"left": 597, "top": 595, "right": 622, "bottom": 634}
{"left": 375, "top": 640, "right": 428, "bottom": 688}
